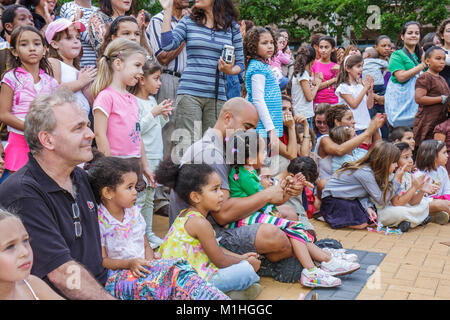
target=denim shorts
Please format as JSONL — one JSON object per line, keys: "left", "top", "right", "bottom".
{"left": 209, "top": 260, "right": 260, "bottom": 292}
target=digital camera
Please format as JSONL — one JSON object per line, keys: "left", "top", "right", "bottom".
{"left": 221, "top": 45, "right": 235, "bottom": 64}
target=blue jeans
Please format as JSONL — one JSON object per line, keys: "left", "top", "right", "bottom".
{"left": 209, "top": 260, "right": 260, "bottom": 292}
{"left": 279, "top": 76, "right": 289, "bottom": 90}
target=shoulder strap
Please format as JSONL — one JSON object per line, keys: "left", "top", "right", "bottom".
{"left": 402, "top": 47, "right": 419, "bottom": 66}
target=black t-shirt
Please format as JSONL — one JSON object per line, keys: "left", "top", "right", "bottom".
{"left": 0, "top": 154, "right": 107, "bottom": 295}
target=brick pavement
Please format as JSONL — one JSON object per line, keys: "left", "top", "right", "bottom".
{"left": 153, "top": 215, "right": 450, "bottom": 300}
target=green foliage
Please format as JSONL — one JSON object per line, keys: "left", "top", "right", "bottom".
{"left": 56, "top": 0, "right": 450, "bottom": 43}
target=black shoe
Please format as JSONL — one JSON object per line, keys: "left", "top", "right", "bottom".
{"left": 154, "top": 204, "right": 169, "bottom": 217}
{"left": 398, "top": 221, "right": 411, "bottom": 232}
{"left": 419, "top": 216, "right": 431, "bottom": 226}
{"left": 314, "top": 238, "right": 343, "bottom": 249}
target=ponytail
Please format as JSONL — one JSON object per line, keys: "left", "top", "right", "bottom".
{"left": 91, "top": 38, "right": 147, "bottom": 98}
{"left": 155, "top": 157, "right": 216, "bottom": 205}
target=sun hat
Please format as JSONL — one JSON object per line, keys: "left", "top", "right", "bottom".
{"left": 45, "top": 18, "right": 86, "bottom": 44}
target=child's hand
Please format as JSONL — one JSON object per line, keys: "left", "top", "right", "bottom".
{"left": 153, "top": 99, "right": 174, "bottom": 118}
{"left": 246, "top": 256, "right": 261, "bottom": 272}
{"left": 78, "top": 66, "right": 97, "bottom": 86}
{"left": 421, "top": 177, "right": 439, "bottom": 194}
{"left": 411, "top": 174, "right": 426, "bottom": 190}
{"left": 367, "top": 207, "right": 377, "bottom": 222}
{"left": 241, "top": 252, "right": 260, "bottom": 260}
{"left": 128, "top": 258, "right": 151, "bottom": 278}
{"left": 394, "top": 163, "right": 408, "bottom": 183}
{"left": 73, "top": 8, "right": 83, "bottom": 21}
{"left": 294, "top": 113, "right": 308, "bottom": 125}
{"left": 364, "top": 75, "right": 374, "bottom": 91}
{"left": 153, "top": 252, "right": 162, "bottom": 260}
{"left": 143, "top": 167, "right": 157, "bottom": 188}
{"left": 313, "top": 73, "right": 323, "bottom": 86}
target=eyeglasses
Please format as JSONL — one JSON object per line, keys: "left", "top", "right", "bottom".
{"left": 72, "top": 202, "right": 82, "bottom": 239}
{"left": 315, "top": 120, "right": 327, "bottom": 125}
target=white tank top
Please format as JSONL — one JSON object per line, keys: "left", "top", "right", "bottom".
{"left": 59, "top": 60, "right": 91, "bottom": 116}
{"left": 314, "top": 134, "right": 333, "bottom": 180}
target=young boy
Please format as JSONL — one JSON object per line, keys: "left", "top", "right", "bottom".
{"left": 0, "top": 4, "right": 34, "bottom": 76}
{"left": 389, "top": 126, "right": 415, "bottom": 151}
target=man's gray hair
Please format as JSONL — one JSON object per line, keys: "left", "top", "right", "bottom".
{"left": 24, "top": 87, "right": 78, "bottom": 155}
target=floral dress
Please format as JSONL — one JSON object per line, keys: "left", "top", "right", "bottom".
{"left": 158, "top": 210, "right": 219, "bottom": 281}
{"left": 98, "top": 205, "right": 228, "bottom": 300}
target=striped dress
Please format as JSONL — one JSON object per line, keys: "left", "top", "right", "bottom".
{"left": 226, "top": 166, "right": 314, "bottom": 244}
{"left": 160, "top": 15, "right": 244, "bottom": 102}
{"left": 245, "top": 59, "right": 283, "bottom": 137}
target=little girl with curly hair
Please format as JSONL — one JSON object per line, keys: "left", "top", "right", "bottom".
{"left": 243, "top": 26, "right": 283, "bottom": 151}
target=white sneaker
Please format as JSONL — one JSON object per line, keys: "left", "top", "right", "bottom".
{"left": 300, "top": 267, "right": 341, "bottom": 288}
{"left": 320, "top": 257, "right": 360, "bottom": 276}
{"left": 147, "top": 234, "right": 164, "bottom": 249}
{"left": 323, "top": 247, "right": 359, "bottom": 262}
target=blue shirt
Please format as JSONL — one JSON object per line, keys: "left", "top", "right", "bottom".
{"left": 245, "top": 59, "right": 283, "bottom": 137}
{"left": 161, "top": 15, "right": 244, "bottom": 101}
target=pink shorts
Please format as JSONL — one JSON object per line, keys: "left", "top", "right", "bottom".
{"left": 4, "top": 132, "right": 30, "bottom": 172}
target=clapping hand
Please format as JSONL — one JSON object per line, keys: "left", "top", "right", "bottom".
{"left": 153, "top": 99, "right": 174, "bottom": 118}
{"left": 420, "top": 176, "right": 440, "bottom": 195}
{"left": 78, "top": 66, "right": 97, "bottom": 86}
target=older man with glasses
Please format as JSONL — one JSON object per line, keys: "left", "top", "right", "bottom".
{"left": 0, "top": 88, "right": 114, "bottom": 300}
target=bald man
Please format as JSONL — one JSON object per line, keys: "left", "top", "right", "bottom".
{"left": 168, "top": 97, "right": 305, "bottom": 282}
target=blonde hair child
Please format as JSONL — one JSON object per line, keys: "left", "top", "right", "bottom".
{"left": 0, "top": 210, "right": 63, "bottom": 300}
{"left": 91, "top": 38, "right": 155, "bottom": 188}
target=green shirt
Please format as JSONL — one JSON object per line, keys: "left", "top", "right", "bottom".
{"left": 388, "top": 49, "right": 419, "bottom": 84}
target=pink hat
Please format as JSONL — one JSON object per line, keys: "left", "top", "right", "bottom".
{"left": 45, "top": 18, "right": 86, "bottom": 44}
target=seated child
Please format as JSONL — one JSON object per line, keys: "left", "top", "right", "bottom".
{"left": 329, "top": 125, "right": 368, "bottom": 173}
{"left": 362, "top": 47, "right": 388, "bottom": 95}
{"left": 226, "top": 130, "right": 360, "bottom": 288}
{"left": 376, "top": 142, "right": 436, "bottom": 232}
{"left": 0, "top": 210, "right": 63, "bottom": 300}
{"left": 388, "top": 126, "right": 416, "bottom": 151}
{"left": 155, "top": 160, "right": 262, "bottom": 300}
{"left": 87, "top": 155, "right": 230, "bottom": 300}
{"left": 433, "top": 116, "right": 450, "bottom": 173}
{"left": 280, "top": 156, "right": 319, "bottom": 238}
{"left": 414, "top": 139, "right": 450, "bottom": 224}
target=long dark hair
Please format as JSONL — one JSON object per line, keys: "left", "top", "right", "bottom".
{"left": 226, "top": 130, "right": 263, "bottom": 180}
{"left": 293, "top": 45, "right": 316, "bottom": 77}
{"left": 318, "top": 36, "right": 337, "bottom": 63}
{"left": 190, "top": 0, "right": 239, "bottom": 31}
{"left": 243, "top": 26, "right": 277, "bottom": 67}
{"left": 8, "top": 25, "right": 53, "bottom": 77}
{"left": 401, "top": 21, "right": 423, "bottom": 61}
{"left": 155, "top": 158, "right": 216, "bottom": 205}
{"left": 336, "top": 54, "right": 363, "bottom": 87}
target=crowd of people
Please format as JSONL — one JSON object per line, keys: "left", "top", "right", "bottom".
{"left": 0, "top": 0, "right": 449, "bottom": 301}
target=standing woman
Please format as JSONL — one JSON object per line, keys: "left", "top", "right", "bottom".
{"left": 385, "top": 21, "right": 426, "bottom": 128}
{"left": 158, "top": 0, "right": 244, "bottom": 147}
{"left": 437, "top": 18, "right": 450, "bottom": 88}
{"left": 88, "top": 0, "right": 136, "bottom": 55}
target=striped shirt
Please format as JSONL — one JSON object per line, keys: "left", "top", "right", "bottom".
{"left": 59, "top": 1, "right": 98, "bottom": 67}
{"left": 147, "top": 11, "right": 186, "bottom": 74}
{"left": 245, "top": 59, "right": 283, "bottom": 137}
{"left": 161, "top": 15, "right": 244, "bottom": 101}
